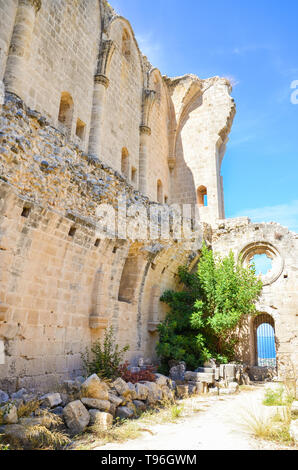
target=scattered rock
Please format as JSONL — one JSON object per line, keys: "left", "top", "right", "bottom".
{"left": 144, "top": 382, "right": 162, "bottom": 404}
{"left": 0, "top": 390, "right": 9, "bottom": 404}
{"left": 51, "top": 406, "right": 64, "bottom": 417}
{"left": 228, "top": 382, "right": 239, "bottom": 394}
{"left": 81, "top": 397, "right": 110, "bottom": 412}
{"left": 116, "top": 406, "right": 134, "bottom": 420}
{"left": 154, "top": 374, "right": 168, "bottom": 387}
{"left": 40, "top": 392, "right": 62, "bottom": 408}
{"left": 88, "top": 410, "right": 113, "bottom": 429}
{"left": 1, "top": 404, "right": 18, "bottom": 424}
{"left": 108, "top": 393, "right": 123, "bottom": 407}
{"left": 133, "top": 400, "right": 146, "bottom": 411}
{"left": 112, "top": 378, "right": 131, "bottom": 397}
{"left": 169, "top": 363, "right": 186, "bottom": 382}
{"left": 81, "top": 374, "right": 109, "bottom": 400}
{"left": 63, "top": 400, "right": 90, "bottom": 435}
{"left": 176, "top": 385, "right": 189, "bottom": 399}
{"left": 11, "top": 388, "right": 27, "bottom": 400}
{"left": 127, "top": 382, "right": 137, "bottom": 400}
{"left": 135, "top": 383, "right": 148, "bottom": 401}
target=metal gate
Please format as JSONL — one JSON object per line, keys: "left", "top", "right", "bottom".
{"left": 255, "top": 314, "right": 276, "bottom": 367}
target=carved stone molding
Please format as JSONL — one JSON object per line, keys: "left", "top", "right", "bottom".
{"left": 139, "top": 125, "right": 151, "bottom": 136}
{"left": 20, "top": 0, "right": 42, "bottom": 13}
{"left": 168, "top": 155, "right": 176, "bottom": 170}
{"left": 147, "top": 321, "right": 160, "bottom": 333}
{"left": 141, "top": 89, "right": 156, "bottom": 130}
{"left": 94, "top": 74, "right": 109, "bottom": 88}
{"left": 95, "top": 40, "right": 115, "bottom": 84}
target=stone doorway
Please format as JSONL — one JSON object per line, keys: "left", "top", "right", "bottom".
{"left": 254, "top": 313, "right": 277, "bottom": 367}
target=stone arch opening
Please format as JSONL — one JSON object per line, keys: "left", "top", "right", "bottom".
{"left": 122, "top": 28, "right": 131, "bottom": 59}
{"left": 58, "top": 92, "right": 74, "bottom": 134}
{"left": 197, "top": 185, "right": 207, "bottom": 207}
{"left": 157, "top": 179, "right": 163, "bottom": 203}
{"left": 253, "top": 313, "right": 277, "bottom": 367}
{"left": 121, "top": 147, "right": 129, "bottom": 179}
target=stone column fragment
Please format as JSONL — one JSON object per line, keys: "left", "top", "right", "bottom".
{"left": 138, "top": 89, "right": 156, "bottom": 195}
{"left": 88, "top": 40, "right": 115, "bottom": 157}
{"left": 4, "top": 0, "right": 41, "bottom": 98}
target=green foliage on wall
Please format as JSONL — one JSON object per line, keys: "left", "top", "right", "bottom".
{"left": 156, "top": 243, "right": 263, "bottom": 372}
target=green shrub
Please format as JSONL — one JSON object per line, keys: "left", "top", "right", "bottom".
{"left": 82, "top": 326, "right": 129, "bottom": 380}
{"left": 263, "top": 385, "right": 293, "bottom": 407}
{"left": 157, "top": 243, "right": 262, "bottom": 372}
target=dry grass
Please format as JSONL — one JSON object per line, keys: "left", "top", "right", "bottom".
{"left": 17, "top": 399, "right": 41, "bottom": 418}
{"left": 25, "top": 425, "right": 71, "bottom": 450}
{"left": 240, "top": 406, "right": 295, "bottom": 446}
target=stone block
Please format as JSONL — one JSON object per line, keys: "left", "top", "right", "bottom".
{"left": 40, "top": 392, "right": 62, "bottom": 408}
{"left": 116, "top": 406, "right": 134, "bottom": 420}
{"left": 81, "top": 374, "right": 109, "bottom": 400}
{"left": 88, "top": 410, "right": 113, "bottom": 429}
{"left": 63, "top": 400, "right": 90, "bottom": 434}
{"left": 80, "top": 397, "right": 110, "bottom": 412}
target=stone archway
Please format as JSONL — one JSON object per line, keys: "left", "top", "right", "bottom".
{"left": 251, "top": 313, "right": 277, "bottom": 367}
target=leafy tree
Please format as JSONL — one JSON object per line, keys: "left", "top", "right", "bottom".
{"left": 156, "top": 243, "right": 262, "bottom": 372}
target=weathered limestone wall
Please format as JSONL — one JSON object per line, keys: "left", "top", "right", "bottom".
{"left": 145, "top": 69, "right": 170, "bottom": 203}
{"left": 100, "top": 16, "right": 143, "bottom": 178}
{"left": 0, "top": 92, "right": 204, "bottom": 392}
{"left": 3, "top": 0, "right": 101, "bottom": 153}
{"left": 212, "top": 218, "right": 298, "bottom": 381}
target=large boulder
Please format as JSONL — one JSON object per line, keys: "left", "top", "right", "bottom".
{"left": 176, "top": 385, "right": 189, "bottom": 399}
{"left": 154, "top": 374, "right": 168, "bottom": 387}
{"left": 135, "top": 383, "right": 148, "bottom": 401}
{"left": 1, "top": 404, "right": 18, "bottom": 424}
{"left": 144, "top": 382, "right": 163, "bottom": 405}
{"left": 127, "top": 383, "right": 137, "bottom": 400}
{"left": 112, "top": 378, "right": 131, "bottom": 398}
{"left": 88, "top": 410, "right": 113, "bottom": 429}
{"left": 116, "top": 406, "right": 134, "bottom": 420}
{"left": 133, "top": 400, "right": 146, "bottom": 412}
{"left": 80, "top": 397, "right": 110, "bottom": 412}
{"left": 40, "top": 393, "right": 62, "bottom": 408}
{"left": 161, "top": 386, "right": 175, "bottom": 402}
{"left": 0, "top": 390, "right": 9, "bottom": 405}
{"left": 11, "top": 389, "right": 27, "bottom": 400}
{"left": 63, "top": 400, "right": 90, "bottom": 435}
{"left": 169, "top": 363, "right": 186, "bottom": 382}
{"left": 81, "top": 374, "right": 109, "bottom": 400}
{"left": 108, "top": 393, "right": 123, "bottom": 407}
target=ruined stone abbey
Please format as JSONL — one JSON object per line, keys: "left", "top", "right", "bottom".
{"left": 0, "top": 0, "right": 297, "bottom": 393}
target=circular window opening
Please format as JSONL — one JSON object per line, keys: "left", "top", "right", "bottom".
{"left": 240, "top": 242, "right": 284, "bottom": 286}
{"left": 251, "top": 253, "right": 273, "bottom": 276}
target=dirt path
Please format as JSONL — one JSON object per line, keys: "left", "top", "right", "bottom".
{"left": 94, "top": 385, "right": 290, "bottom": 451}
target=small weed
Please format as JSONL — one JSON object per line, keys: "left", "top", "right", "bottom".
{"left": 263, "top": 385, "right": 293, "bottom": 407}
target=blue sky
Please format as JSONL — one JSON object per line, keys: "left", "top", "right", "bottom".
{"left": 113, "top": 0, "right": 298, "bottom": 232}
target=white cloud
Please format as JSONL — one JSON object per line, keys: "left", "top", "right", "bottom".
{"left": 232, "top": 200, "right": 298, "bottom": 233}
